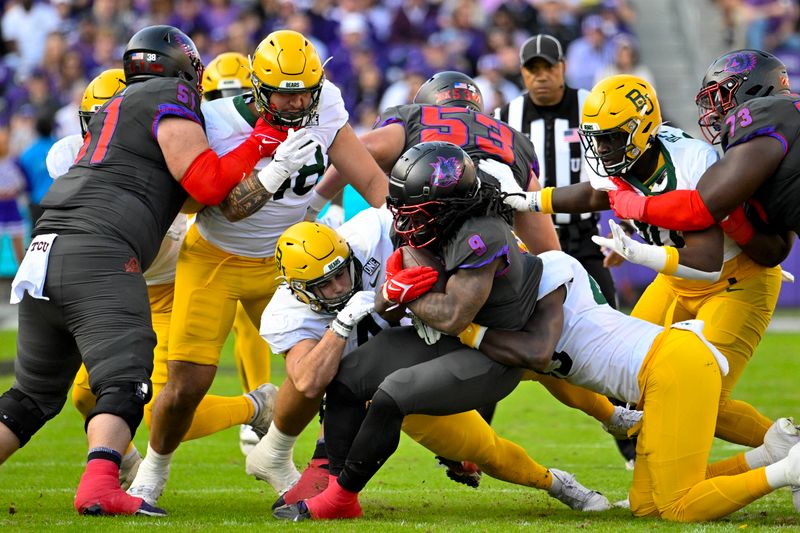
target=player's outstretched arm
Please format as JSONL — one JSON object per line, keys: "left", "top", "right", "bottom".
{"left": 458, "top": 286, "right": 566, "bottom": 371}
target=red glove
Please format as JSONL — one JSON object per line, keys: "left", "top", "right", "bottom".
{"left": 384, "top": 247, "right": 404, "bottom": 284}
{"left": 608, "top": 177, "right": 648, "bottom": 221}
{"left": 382, "top": 266, "right": 439, "bottom": 304}
{"left": 719, "top": 204, "right": 755, "bottom": 245}
{"left": 250, "top": 118, "right": 288, "bottom": 158}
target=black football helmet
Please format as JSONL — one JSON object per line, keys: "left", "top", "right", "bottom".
{"left": 695, "top": 49, "right": 790, "bottom": 144}
{"left": 387, "top": 141, "right": 479, "bottom": 248}
{"left": 414, "top": 71, "right": 484, "bottom": 112}
{"left": 123, "top": 25, "right": 205, "bottom": 95}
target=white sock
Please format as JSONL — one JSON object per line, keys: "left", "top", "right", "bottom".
{"left": 745, "top": 445, "right": 770, "bottom": 469}
{"left": 245, "top": 422, "right": 300, "bottom": 493}
{"left": 135, "top": 443, "right": 173, "bottom": 481}
{"left": 765, "top": 459, "right": 790, "bottom": 489}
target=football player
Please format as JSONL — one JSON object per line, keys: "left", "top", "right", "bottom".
{"left": 491, "top": 75, "right": 784, "bottom": 458}
{"left": 0, "top": 24, "right": 278, "bottom": 516}
{"left": 260, "top": 211, "right": 610, "bottom": 512}
{"left": 128, "top": 29, "right": 390, "bottom": 508}
{"left": 605, "top": 50, "right": 797, "bottom": 263}
{"left": 451, "top": 249, "right": 800, "bottom": 522}
{"left": 273, "top": 141, "right": 605, "bottom": 520}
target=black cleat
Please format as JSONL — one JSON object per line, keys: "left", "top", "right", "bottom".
{"left": 273, "top": 500, "right": 312, "bottom": 521}
{"left": 435, "top": 456, "right": 481, "bottom": 488}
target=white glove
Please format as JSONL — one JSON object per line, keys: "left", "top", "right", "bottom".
{"left": 330, "top": 290, "right": 375, "bottom": 339}
{"left": 477, "top": 159, "right": 534, "bottom": 211}
{"left": 591, "top": 220, "right": 667, "bottom": 272}
{"left": 412, "top": 314, "right": 443, "bottom": 345}
{"left": 257, "top": 128, "right": 319, "bottom": 194}
{"left": 780, "top": 268, "right": 795, "bottom": 283}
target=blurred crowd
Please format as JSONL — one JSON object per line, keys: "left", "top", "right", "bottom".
{"left": 714, "top": 0, "right": 800, "bottom": 82}
{"left": 0, "top": 0, "right": 644, "bottom": 244}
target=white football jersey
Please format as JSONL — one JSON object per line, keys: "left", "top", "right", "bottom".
{"left": 197, "top": 80, "right": 349, "bottom": 258}
{"left": 261, "top": 208, "right": 395, "bottom": 355}
{"left": 46, "top": 134, "right": 84, "bottom": 180}
{"left": 45, "top": 133, "right": 187, "bottom": 285}
{"left": 595, "top": 126, "right": 740, "bottom": 263}
{"left": 536, "top": 250, "right": 727, "bottom": 402}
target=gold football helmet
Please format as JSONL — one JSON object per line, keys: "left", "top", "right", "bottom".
{"left": 202, "top": 52, "right": 253, "bottom": 101}
{"left": 579, "top": 75, "right": 662, "bottom": 176}
{"left": 275, "top": 221, "right": 360, "bottom": 313}
{"left": 250, "top": 30, "right": 324, "bottom": 129}
{"left": 79, "top": 68, "right": 126, "bottom": 135}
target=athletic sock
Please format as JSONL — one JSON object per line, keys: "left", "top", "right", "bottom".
{"left": 745, "top": 445, "right": 771, "bottom": 469}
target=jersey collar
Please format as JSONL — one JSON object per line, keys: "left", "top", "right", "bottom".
{"left": 233, "top": 95, "right": 259, "bottom": 128}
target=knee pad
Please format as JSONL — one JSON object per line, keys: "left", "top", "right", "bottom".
{"left": 0, "top": 388, "right": 49, "bottom": 447}
{"left": 86, "top": 380, "right": 153, "bottom": 438}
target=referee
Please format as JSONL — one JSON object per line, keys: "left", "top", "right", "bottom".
{"left": 495, "top": 34, "right": 634, "bottom": 467}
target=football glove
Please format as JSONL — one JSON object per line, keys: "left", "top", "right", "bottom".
{"left": 607, "top": 177, "right": 647, "bottom": 221}
{"left": 478, "top": 159, "right": 533, "bottom": 211}
{"left": 250, "top": 118, "right": 288, "bottom": 158}
{"left": 257, "top": 128, "right": 319, "bottom": 194}
{"left": 412, "top": 314, "right": 443, "bottom": 345}
{"left": 718, "top": 204, "right": 755, "bottom": 245}
{"left": 591, "top": 220, "right": 670, "bottom": 273}
{"left": 381, "top": 266, "right": 439, "bottom": 304}
{"left": 330, "top": 290, "right": 375, "bottom": 339}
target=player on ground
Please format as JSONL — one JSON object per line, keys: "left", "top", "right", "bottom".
{"left": 273, "top": 141, "right": 608, "bottom": 520}
{"left": 491, "top": 75, "right": 784, "bottom": 456}
{"left": 451, "top": 249, "right": 800, "bottom": 522}
{"left": 605, "top": 50, "right": 797, "bottom": 263}
{"left": 0, "top": 24, "right": 279, "bottom": 516}
{"left": 128, "top": 29, "right": 390, "bottom": 508}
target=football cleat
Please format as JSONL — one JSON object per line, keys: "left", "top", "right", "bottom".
{"left": 119, "top": 445, "right": 143, "bottom": 490}
{"left": 75, "top": 459, "right": 166, "bottom": 517}
{"left": 272, "top": 458, "right": 330, "bottom": 509}
{"left": 435, "top": 456, "right": 481, "bottom": 488}
{"left": 246, "top": 383, "right": 278, "bottom": 438}
{"left": 273, "top": 500, "right": 313, "bottom": 521}
{"left": 548, "top": 468, "right": 610, "bottom": 512}
{"left": 126, "top": 460, "right": 170, "bottom": 507}
{"left": 239, "top": 424, "right": 260, "bottom": 456}
{"left": 602, "top": 405, "right": 643, "bottom": 440}
{"left": 763, "top": 417, "right": 800, "bottom": 511}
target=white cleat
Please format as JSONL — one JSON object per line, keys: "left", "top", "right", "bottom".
{"left": 127, "top": 461, "right": 169, "bottom": 507}
{"left": 239, "top": 424, "right": 260, "bottom": 456}
{"left": 548, "top": 468, "right": 610, "bottom": 512}
{"left": 119, "top": 445, "right": 143, "bottom": 490}
{"left": 602, "top": 405, "right": 643, "bottom": 440}
{"left": 245, "top": 444, "right": 301, "bottom": 494}
{"left": 246, "top": 383, "right": 278, "bottom": 439}
{"left": 764, "top": 417, "right": 800, "bottom": 512}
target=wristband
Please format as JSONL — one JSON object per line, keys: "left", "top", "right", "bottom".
{"left": 537, "top": 187, "right": 555, "bottom": 214}
{"left": 458, "top": 323, "right": 488, "bottom": 349}
{"left": 307, "top": 189, "right": 330, "bottom": 214}
{"left": 329, "top": 319, "right": 351, "bottom": 339}
{"left": 661, "top": 246, "right": 679, "bottom": 276}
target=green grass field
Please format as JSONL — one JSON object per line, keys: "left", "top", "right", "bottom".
{"left": 0, "top": 331, "right": 798, "bottom": 532}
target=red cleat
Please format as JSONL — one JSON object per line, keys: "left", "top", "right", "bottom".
{"left": 74, "top": 459, "right": 166, "bottom": 516}
{"left": 272, "top": 457, "right": 330, "bottom": 509}
{"left": 273, "top": 477, "right": 361, "bottom": 521}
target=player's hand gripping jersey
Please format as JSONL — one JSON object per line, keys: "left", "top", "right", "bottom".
{"left": 261, "top": 208, "right": 397, "bottom": 354}
{"left": 376, "top": 103, "right": 539, "bottom": 192}
{"left": 198, "top": 81, "right": 348, "bottom": 257}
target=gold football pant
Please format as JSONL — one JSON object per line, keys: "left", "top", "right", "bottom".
{"left": 629, "top": 328, "right": 773, "bottom": 522}
{"left": 72, "top": 282, "right": 271, "bottom": 441}
{"left": 631, "top": 254, "right": 781, "bottom": 447}
{"left": 401, "top": 411, "right": 553, "bottom": 489}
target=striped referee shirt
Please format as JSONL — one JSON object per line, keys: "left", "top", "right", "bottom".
{"left": 495, "top": 87, "right": 594, "bottom": 226}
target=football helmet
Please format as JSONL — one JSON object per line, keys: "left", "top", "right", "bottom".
{"left": 250, "top": 30, "right": 324, "bottom": 130}
{"left": 695, "top": 49, "right": 790, "bottom": 144}
{"left": 276, "top": 221, "right": 361, "bottom": 313}
{"left": 579, "top": 74, "right": 661, "bottom": 177}
{"left": 123, "top": 25, "right": 204, "bottom": 95}
{"left": 78, "top": 68, "right": 126, "bottom": 135}
{"left": 414, "top": 71, "right": 484, "bottom": 112}
{"left": 203, "top": 52, "right": 253, "bottom": 101}
{"left": 388, "top": 141, "right": 479, "bottom": 248}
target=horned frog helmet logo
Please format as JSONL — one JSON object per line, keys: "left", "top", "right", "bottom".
{"left": 429, "top": 156, "right": 462, "bottom": 188}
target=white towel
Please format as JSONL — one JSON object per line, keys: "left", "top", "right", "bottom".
{"left": 11, "top": 234, "right": 58, "bottom": 304}
{"left": 671, "top": 319, "right": 729, "bottom": 376}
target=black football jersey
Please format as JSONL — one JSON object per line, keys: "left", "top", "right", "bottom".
{"left": 721, "top": 94, "right": 800, "bottom": 233}
{"left": 443, "top": 215, "right": 542, "bottom": 330}
{"left": 377, "top": 104, "right": 539, "bottom": 190}
{"left": 37, "top": 77, "right": 203, "bottom": 270}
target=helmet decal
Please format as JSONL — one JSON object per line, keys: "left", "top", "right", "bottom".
{"left": 723, "top": 51, "right": 757, "bottom": 74}
{"left": 430, "top": 156, "right": 462, "bottom": 188}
